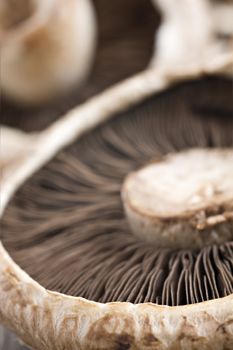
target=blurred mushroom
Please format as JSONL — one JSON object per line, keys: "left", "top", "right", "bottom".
{"left": 0, "top": 126, "right": 38, "bottom": 184}
{"left": 0, "top": 0, "right": 96, "bottom": 105}
{"left": 150, "top": 0, "right": 233, "bottom": 75}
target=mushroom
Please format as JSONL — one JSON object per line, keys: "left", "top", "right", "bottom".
{"left": 0, "top": 0, "right": 96, "bottom": 105}
{"left": 150, "top": 0, "right": 233, "bottom": 75}
{"left": 0, "top": 126, "right": 38, "bottom": 184}
{"left": 0, "top": 0, "right": 232, "bottom": 348}
{"left": 1, "top": 0, "right": 158, "bottom": 132}
{"left": 0, "top": 58, "right": 232, "bottom": 348}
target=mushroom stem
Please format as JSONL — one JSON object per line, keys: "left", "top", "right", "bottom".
{"left": 122, "top": 149, "right": 233, "bottom": 249}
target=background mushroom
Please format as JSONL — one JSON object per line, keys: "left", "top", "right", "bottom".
{"left": 0, "top": 0, "right": 96, "bottom": 105}
{"left": 150, "top": 0, "right": 233, "bottom": 74}
{"left": 1, "top": 0, "right": 158, "bottom": 130}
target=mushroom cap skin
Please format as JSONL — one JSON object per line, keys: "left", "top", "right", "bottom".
{"left": 0, "top": 242, "right": 233, "bottom": 350}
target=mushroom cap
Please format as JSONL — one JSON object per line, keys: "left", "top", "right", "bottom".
{"left": 0, "top": 66, "right": 233, "bottom": 348}
{"left": 0, "top": 243, "right": 233, "bottom": 350}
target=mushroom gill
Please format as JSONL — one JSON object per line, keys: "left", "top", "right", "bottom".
{"left": 1, "top": 76, "right": 232, "bottom": 307}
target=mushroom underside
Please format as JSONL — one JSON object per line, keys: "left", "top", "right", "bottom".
{"left": 1, "top": 77, "right": 233, "bottom": 307}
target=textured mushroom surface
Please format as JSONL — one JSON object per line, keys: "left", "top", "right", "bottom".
{"left": 123, "top": 149, "right": 233, "bottom": 249}
{"left": 1, "top": 77, "right": 233, "bottom": 307}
